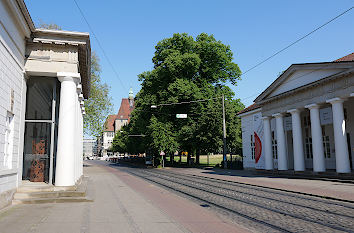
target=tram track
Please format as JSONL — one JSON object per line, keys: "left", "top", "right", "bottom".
{"left": 118, "top": 166, "right": 354, "bottom": 233}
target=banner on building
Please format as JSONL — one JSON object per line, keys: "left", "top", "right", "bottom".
{"left": 253, "top": 113, "right": 265, "bottom": 169}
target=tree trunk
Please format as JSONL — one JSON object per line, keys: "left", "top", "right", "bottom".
{"left": 196, "top": 149, "right": 200, "bottom": 165}
{"left": 170, "top": 154, "right": 174, "bottom": 166}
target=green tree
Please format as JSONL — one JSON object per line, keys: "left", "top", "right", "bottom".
{"left": 84, "top": 53, "right": 113, "bottom": 137}
{"left": 111, "top": 128, "right": 128, "bottom": 153}
{"left": 147, "top": 116, "right": 178, "bottom": 165}
{"left": 113, "top": 33, "right": 244, "bottom": 163}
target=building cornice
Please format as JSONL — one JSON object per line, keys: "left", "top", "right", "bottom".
{"left": 256, "top": 67, "right": 354, "bottom": 105}
{"left": 255, "top": 62, "right": 354, "bottom": 103}
{"left": 238, "top": 107, "right": 262, "bottom": 117}
{"left": 28, "top": 29, "right": 91, "bottom": 99}
{"left": 15, "top": 0, "right": 35, "bottom": 32}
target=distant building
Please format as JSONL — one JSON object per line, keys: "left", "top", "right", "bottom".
{"left": 83, "top": 139, "right": 97, "bottom": 157}
{"left": 114, "top": 88, "right": 135, "bottom": 133}
{"left": 101, "top": 88, "right": 135, "bottom": 156}
{"left": 238, "top": 53, "right": 354, "bottom": 174}
{"left": 101, "top": 115, "right": 116, "bottom": 156}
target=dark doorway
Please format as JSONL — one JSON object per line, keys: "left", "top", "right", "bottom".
{"left": 23, "top": 77, "right": 60, "bottom": 184}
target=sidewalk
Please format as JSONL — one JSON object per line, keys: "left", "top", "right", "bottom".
{"left": 0, "top": 162, "right": 247, "bottom": 233}
{"left": 169, "top": 167, "right": 354, "bottom": 202}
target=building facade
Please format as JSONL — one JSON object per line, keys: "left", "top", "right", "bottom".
{"left": 0, "top": 0, "right": 90, "bottom": 209}
{"left": 239, "top": 54, "right": 354, "bottom": 174}
{"left": 114, "top": 88, "right": 134, "bottom": 133}
{"left": 101, "top": 114, "right": 116, "bottom": 157}
{"left": 83, "top": 138, "right": 97, "bottom": 157}
{"left": 100, "top": 89, "right": 134, "bottom": 156}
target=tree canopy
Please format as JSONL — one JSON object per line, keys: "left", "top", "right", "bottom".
{"left": 113, "top": 33, "right": 244, "bottom": 159}
{"left": 84, "top": 53, "right": 113, "bottom": 137}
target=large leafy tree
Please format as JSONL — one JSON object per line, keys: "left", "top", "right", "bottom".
{"left": 113, "top": 33, "right": 244, "bottom": 162}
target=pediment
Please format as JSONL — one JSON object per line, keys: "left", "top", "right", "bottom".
{"left": 255, "top": 62, "right": 354, "bottom": 103}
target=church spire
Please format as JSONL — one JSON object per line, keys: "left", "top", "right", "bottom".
{"left": 128, "top": 87, "right": 134, "bottom": 100}
{"left": 128, "top": 88, "right": 134, "bottom": 108}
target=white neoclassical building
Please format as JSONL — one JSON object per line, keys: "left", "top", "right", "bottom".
{"left": 239, "top": 53, "right": 354, "bottom": 174}
{"left": 0, "top": 0, "right": 90, "bottom": 208}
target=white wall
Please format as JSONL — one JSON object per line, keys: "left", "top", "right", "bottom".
{"left": 103, "top": 131, "right": 114, "bottom": 153}
{"left": 0, "top": 0, "right": 27, "bottom": 195}
{"left": 241, "top": 109, "right": 262, "bottom": 169}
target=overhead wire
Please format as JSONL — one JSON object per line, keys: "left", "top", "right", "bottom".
{"left": 72, "top": 1, "right": 352, "bottom": 105}
{"left": 241, "top": 6, "right": 353, "bottom": 76}
{"left": 73, "top": 0, "right": 127, "bottom": 90}
{"left": 238, "top": 6, "right": 353, "bottom": 102}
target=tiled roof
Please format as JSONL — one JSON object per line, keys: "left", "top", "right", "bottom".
{"left": 104, "top": 114, "right": 117, "bottom": 131}
{"left": 237, "top": 103, "right": 260, "bottom": 115}
{"left": 117, "top": 98, "right": 134, "bottom": 121}
{"left": 333, "top": 52, "right": 354, "bottom": 62}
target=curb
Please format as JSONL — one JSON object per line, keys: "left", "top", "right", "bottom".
{"left": 186, "top": 172, "right": 354, "bottom": 204}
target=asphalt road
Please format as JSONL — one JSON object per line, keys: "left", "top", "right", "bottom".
{"left": 111, "top": 162, "right": 354, "bottom": 233}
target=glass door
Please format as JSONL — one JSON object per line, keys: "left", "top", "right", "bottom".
{"left": 23, "top": 77, "right": 60, "bottom": 184}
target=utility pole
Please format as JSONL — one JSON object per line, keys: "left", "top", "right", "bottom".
{"left": 222, "top": 94, "right": 227, "bottom": 169}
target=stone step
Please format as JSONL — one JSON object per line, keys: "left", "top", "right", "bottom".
{"left": 12, "top": 196, "right": 93, "bottom": 205}
{"left": 12, "top": 176, "right": 91, "bottom": 204}
{"left": 14, "top": 190, "right": 86, "bottom": 199}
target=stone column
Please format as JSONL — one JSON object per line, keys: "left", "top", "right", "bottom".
{"left": 287, "top": 109, "right": 305, "bottom": 171}
{"left": 74, "top": 92, "right": 78, "bottom": 182}
{"left": 305, "top": 104, "right": 325, "bottom": 172}
{"left": 262, "top": 116, "right": 273, "bottom": 170}
{"left": 326, "top": 98, "right": 351, "bottom": 173}
{"left": 55, "top": 72, "right": 80, "bottom": 186}
{"left": 272, "top": 113, "right": 288, "bottom": 170}
{"left": 80, "top": 99, "right": 84, "bottom": 178}
{"left": 75, "top": 85, "right": 82, "bottom": 182}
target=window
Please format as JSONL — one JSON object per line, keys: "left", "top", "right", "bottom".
{"left": 4, "top": 112, "right": 14, "bottom": 169}
{"left": 322, "top": 126, "right": 331, "bottom": 158}
{"left": 303, "top": 116, "right": 311, "bottom": 127}
{"left": 304, "top": 127, "right": 313, "bottom": 159}
{"left": 272, "top": 131, "right": 278, "bottom": 159}
{"left": 250, "top": 134, "right": 255, "bottom": 160}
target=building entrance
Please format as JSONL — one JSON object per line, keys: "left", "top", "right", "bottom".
{"left": 22, "top": 77, "right": 60, "bottom": 184}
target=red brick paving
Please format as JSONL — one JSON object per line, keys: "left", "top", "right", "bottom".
{"left": 104, "top": 165, "right": 251, "bottom": 233}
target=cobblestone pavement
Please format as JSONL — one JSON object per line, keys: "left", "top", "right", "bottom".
{"left": 117, "top": 166, "right": 354, "bottom": 233}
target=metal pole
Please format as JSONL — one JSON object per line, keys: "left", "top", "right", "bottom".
{"left": 49, "top": 82, "right": 56, "bottom": 185}
{"left": 222, "top": 94, "right": 227, "bottom": 169}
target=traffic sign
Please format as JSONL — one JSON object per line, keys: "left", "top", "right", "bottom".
{"left": 176, "top": 114, "right": 187, "bottom": 118}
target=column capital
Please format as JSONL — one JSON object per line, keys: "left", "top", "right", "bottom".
{"left": 261, "top": 116, "right": 271, "bottom": 120}
{"left": 57, "top": 72, "right": 81, "bottom": 83}
{"left": 326, "top": 97, "right": 346, "bottom": 104}
{"left": 272, "top": 113, "right": 284, "bottom": 118}
{"left": 305, "top": 103, "right": 319, "bottom": 110}
{"left": 287, "top": 108, "right": 302, "bottom": 114}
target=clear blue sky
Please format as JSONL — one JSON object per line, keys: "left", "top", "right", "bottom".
{"left": 25, "top": 0, "right": 354, "bottom": 112}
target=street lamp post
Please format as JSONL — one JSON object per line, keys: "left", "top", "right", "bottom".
{"left": 222, "top": 94, "right": 227, "bottom": 169}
